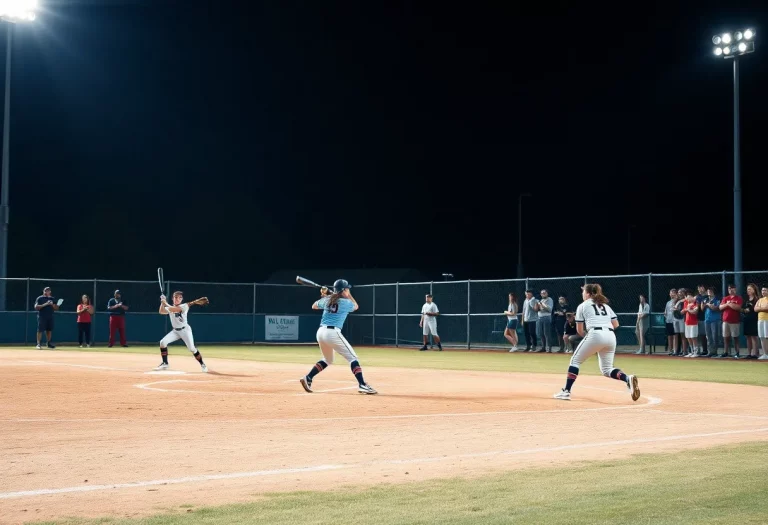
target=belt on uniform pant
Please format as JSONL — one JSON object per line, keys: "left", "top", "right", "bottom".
{"left": 591, "top": 327, "right": 614, "bottom": 332}
{"left": 323, "top": 325, "right": 336, "bottom": 329}
{"left": 174, "top": 327, "right": 186, "bottom": 331}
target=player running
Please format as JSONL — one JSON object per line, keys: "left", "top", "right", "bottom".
{"left": 299, "top": 279, "right": 377, "bottom": 394}
{"left": 155, "top": 291, "right": 210, "bottom": 372}
{"left": 554, "top": 283, "right": 640, "bottom": 401}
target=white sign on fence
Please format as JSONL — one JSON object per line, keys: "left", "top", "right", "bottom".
{"left": 265, "top": 315, "right": 299, "bottom": 341}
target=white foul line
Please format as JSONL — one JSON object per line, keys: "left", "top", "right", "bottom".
{"left": 1, "top": 426, "right": 766, "bottom": 500}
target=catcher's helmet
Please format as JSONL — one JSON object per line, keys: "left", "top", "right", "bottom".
{"left": 333, "top": 279, "right": 351, "bottom": 293}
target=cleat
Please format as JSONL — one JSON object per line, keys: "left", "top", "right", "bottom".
{"left": 154, "top": 363, "right": 169, "bottom": 371}
{"left": 553, "top": 389, "right": 571, "bottom": 400}
{"left": 201, "top": 364, "right": 208, "bottom": 373}
{"left": 47, "top": 343, "right": 56, "bottom": 349}
{"left": 358, "top": 383, "right": 377, "bottom": 394}
{"left": 627, "top": 375, "right": 640, "bottom": 401}
{"left": 35, "top": 344, "right": 42, "bottom": 350}
{"left": 419, "top": 346, "right": 428, "bottom": 351}
{"left": 299, "top": 376, "right": 313, "bottom": 393}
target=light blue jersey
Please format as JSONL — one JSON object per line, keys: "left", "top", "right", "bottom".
{"left": 316, "top": 297, "right": 356, "bottom": 328}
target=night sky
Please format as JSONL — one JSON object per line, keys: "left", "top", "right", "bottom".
{"left": 3, "top": 0, "right": 767, "bottom": 283}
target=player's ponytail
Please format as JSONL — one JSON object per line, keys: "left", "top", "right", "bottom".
{"left": 326, "top": 292, "right": 342, "bottom": 308}
{"left": 584, "top": 283, "right": 609, "bottom": 305}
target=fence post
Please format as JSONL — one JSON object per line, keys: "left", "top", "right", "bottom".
{"left": 525, "top": 277, "right": 529, "bottom": 292}
{"left": 648, "top": 273, "right": 653, "bottom": 353}
{"left": 395, "top": 282, "right": 399, "bottom": 347}
{"left": 372, "top": 284, "right": 376, "bottom": 346}
{"left": 722, "top": 271, "right": 727, "bottom": 298}
{"left": 24, "top": 277, "right": 29, "bottom": 346}
{"left": 93, "top": 279, "right": 98, "bottom": 346}
{"left": 252, "top": 283, "right": 257, "bottom": 345}
{"left": 467, "top": 279, "right": 471, "bottom": 350}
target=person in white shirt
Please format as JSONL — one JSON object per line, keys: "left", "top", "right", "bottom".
{"left": 635, "top": 294, "right": 651, "bottom": 354}
{"left": 154, "top": 291, "right": 210, "bottom": 372}
{"left": 503, "top": 293, "right": 519, "bottom": 352}
{"left": 664, "top": 289, "right": 679, "bottom": 356}
{"left": 554, "top": 283, "right": 640, "bottom": 401}
{"left": 521, "top": 290, "right": 538, "bottom": 351}
{"left": 534, "top": 289, "right": 554, "bottom": 352}
{"left": 419, "top": 294, "right": 442, "bottom": 351}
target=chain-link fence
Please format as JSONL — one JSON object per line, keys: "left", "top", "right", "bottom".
{"left": 2, "top": 270, "right": 766, "bottom": 348}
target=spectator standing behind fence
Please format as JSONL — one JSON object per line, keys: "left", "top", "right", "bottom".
{"left": 553, "top": 296, "right": 570, "bottom": 353}
{"left": 703, "top": 287, "right": 721, "bottom": 357}
{"left": 534, "top": 289, "right": 554, "bottom": 352}
{"left": 634, "top": 294, "right": 650, "bottom": 354}
{"left": 718, "top": 284, "right": 743, "bottom": 358}
{"left": 755, "top": 286, "right": 768, "bottom": 360}
{"left": 522, "top": 290, "right": 538, "bottom": 351}
{"left": 107, "top": 289, "right": 129, "bottom": 348}
{"left": 695, "top": 285, "right": 709, "bottom": 356}
{"left": 742, "top": 283, "right": 759, "bottom": 359}
{"left": 503, "top": 293, "right": 519, "bottom": 352}
{"left": 683, "top": 291, "right": 700, "bottom": 357}
{"left": 76, "top": 295, "right": 94, "bottom": 348}
{"left": 674, "top": 289, "right": 688, "bottom": 357}
{"left": 664, "top": 289, "right": 678, "bottom": 356}
{"left": 34, "top": 286, "right": 59, "bottom": 349}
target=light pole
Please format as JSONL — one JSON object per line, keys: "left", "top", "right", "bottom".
{"left": 712, "top": 28, "right": 755, "bottom": 293}
{"left": 441, "top": 273, "right": 453, "bottom": 281}
{"left": 0, "top": 1, "right": 37, "bottom": 310}
{"left": 627, "top": 224, "right": 635, "bottom": 274}
{"left": 517, "top": 193, "right": 532, "bottom": 279}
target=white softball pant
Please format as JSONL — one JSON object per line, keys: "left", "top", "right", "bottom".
{"left": 161, "top": 326, "right": 197, "bottom": 352}
{"left": 422, "top": 320, "right": 438, "bottom": 336}
{"left": 316, "top": 326, "right": 358, "bottom": 364}
{"left": 569, "top": 329, "right": 616, "bottom": 376}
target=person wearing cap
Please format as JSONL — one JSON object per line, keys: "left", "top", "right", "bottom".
{"left": 107, "top": 289, "right": 129, "bottom": 347}
{"left": 34, "top": 286, "right": 60, "bottom": 349}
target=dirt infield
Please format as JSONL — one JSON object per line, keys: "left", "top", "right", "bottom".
{"left": 2, "top": 350, "right": 767, "bottom": 524}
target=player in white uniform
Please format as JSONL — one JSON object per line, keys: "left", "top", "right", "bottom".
{"left": 299, "top": 279, "right": 377, "bottom": 394}
{"left": 154, "top": 291, "right": 210, "bottom": 372}
{"left": 419, "top": 294, "right": 442, "bottom": 351}
{"left": 554, "top": 284, "right": 640, "bottom": 401}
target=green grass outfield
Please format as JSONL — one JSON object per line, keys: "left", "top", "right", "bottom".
{"left": 16, "top": 345, "right": 768, "bottom": 524}
{"left": 16, "top": 344, "right": 768, "bottom": 387}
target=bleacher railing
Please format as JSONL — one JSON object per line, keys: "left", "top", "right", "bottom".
{"left": 1, "top": 270, "right": 765, "bottom": 347}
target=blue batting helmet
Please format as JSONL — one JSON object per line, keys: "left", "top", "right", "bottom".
{"left": 333, "top": 279, "right": 351, "bottom": 293}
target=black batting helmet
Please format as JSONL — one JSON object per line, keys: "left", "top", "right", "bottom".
{"left": 333, "top": 279, "right": 351, "bottom": 293}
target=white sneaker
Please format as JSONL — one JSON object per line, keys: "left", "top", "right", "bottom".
{"left": 201, "top": 364, "right": 208, "bottom": 373}
{"left": 358, "top": 383, "right": 378, "bottom": 394}
{"left": 509, "top": 346, "right": 518, "bottom": 352}
{"left": 79, "top": 345, "right": 83, "bottom": 348}
{"left": 627, "top": 375, "right": 640, "bottom": 401}
{"left": 87, "top": 344, "right": 91, "bottom": 348}
{"left": 553, "top": 389, "right": 571, "bottom": 400}
{"left": 634, "top": 349, "right": 644, "bottom": 354}
{"left": 758, "top": 355, "right": 768, "bottom": 360}
{"left": 154, "top": 363, "right": 169, "bottom": 371}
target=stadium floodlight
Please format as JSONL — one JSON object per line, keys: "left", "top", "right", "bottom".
{"left": 0, "top": 0, "right": 38, "bottom": 310}
{"left": 0, "top": 0, "right": 38, "bottom": 23}
{"left": 709, "top": 27, "right": 757, "bottom": 296}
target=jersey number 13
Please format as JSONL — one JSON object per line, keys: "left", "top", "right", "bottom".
{"left": 591, "top": 304, "right": 608, "bottom": 316}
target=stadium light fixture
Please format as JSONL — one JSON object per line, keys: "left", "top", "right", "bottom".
{"left": 0, "top": 0, "right": 37, "bottom": 23}
{"left": 0, "top": 0, "right": 38, "bottom": 310}
{"left": 710, "top": 27, "right": 757, "bottom": 296}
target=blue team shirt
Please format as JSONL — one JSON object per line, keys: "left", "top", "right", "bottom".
{"left": 704, "top": 297, "right": 721, "bottom": 323}
{"left": 316, "top": 297, "right": 355, "bottom": 328}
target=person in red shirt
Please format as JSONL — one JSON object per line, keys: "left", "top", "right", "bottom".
{"left": 718, "top": 284, "right": 743, "bottom": 358}
{"left": 76, "top": 294, "right": 95, "bottom": 348}
{"left": 683, "top": 292, "right": 699, "bottom": 357}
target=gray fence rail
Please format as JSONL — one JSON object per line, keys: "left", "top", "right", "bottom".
{"left": 1, "top": 270, "right": 765, "bottom": 348}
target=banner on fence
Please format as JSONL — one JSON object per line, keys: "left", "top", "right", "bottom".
{"left": 265, "top": 315, "right": 299, "bottom": 341}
